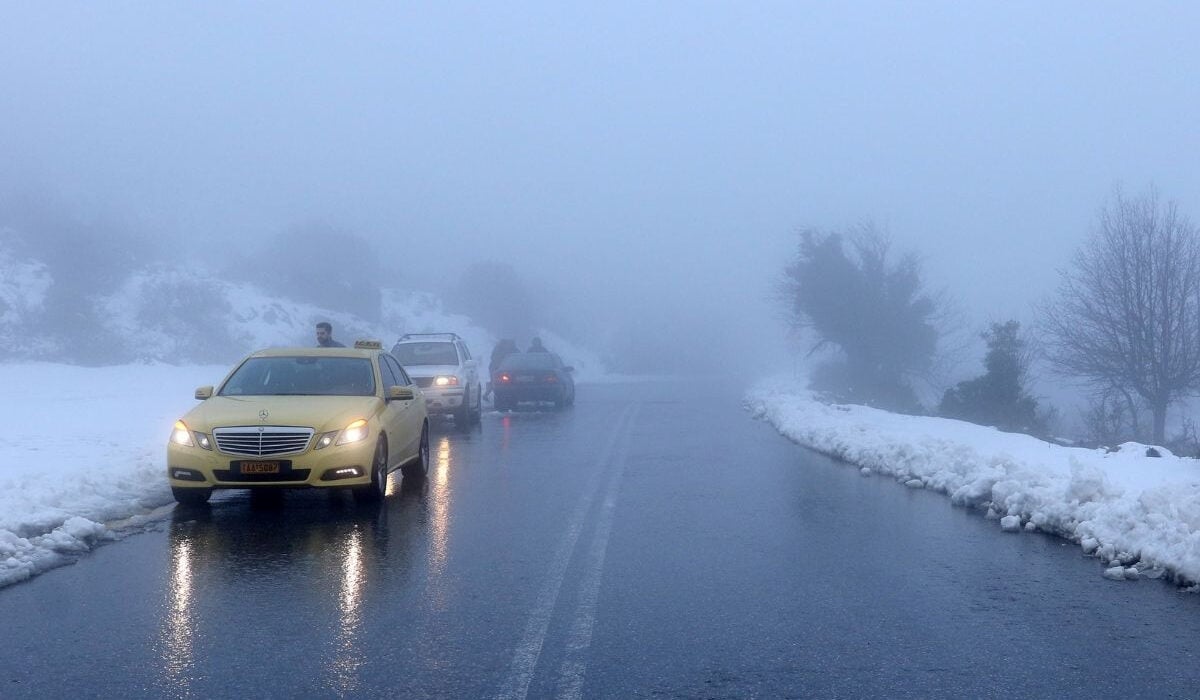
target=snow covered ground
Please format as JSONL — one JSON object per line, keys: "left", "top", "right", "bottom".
{"left": 0, "top": 363, "right": 225, "bottom": 587}
{"left": 746, "top": 375, "right": 1200, "bottom": 589}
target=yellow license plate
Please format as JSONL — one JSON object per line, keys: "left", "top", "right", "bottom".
{"left": 241, "top": 461, "right": 281, "bottom": 474}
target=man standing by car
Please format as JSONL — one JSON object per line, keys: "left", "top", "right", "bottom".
{"left": 486, "top": 338, "right": 519, "bottom": 401}
{"left": 315, "top": 322, "right": 345, "bottom": 347}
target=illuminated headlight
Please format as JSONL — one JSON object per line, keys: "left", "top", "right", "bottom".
{"left": 434, "top": 375, "right": 459, "bottom": 387}
{"left": 335, "top": 419, "right": 369, "bottom": 446}
{"left": 314, "top": 430, "right": 339, "bottom": 450}
{"left": 171, "top": 421, "right": 211, "bottom": 450}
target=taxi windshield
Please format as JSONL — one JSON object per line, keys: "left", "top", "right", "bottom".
{"left": 219, "top": 356, "right": 376, "bottom": 397}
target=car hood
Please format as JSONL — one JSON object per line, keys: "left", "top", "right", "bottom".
{"left": 404, "top": 365, "right": 461, "bottom": 378}
{"left": 182, "top": 395, "right": 382, "bottom": 432}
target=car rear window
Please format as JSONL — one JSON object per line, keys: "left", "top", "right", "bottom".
{"left": 498, "top": 353, "right": 559, "bottom": 370}
{"left": 392, "top": 342, "right": 460, "bottom": 366}
{"left": 219, "top": 356, "right": 376, "bottom": 397}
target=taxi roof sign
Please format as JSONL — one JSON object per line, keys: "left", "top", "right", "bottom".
{"left": 354, "top": 339, "right": 383, "bottom": 350}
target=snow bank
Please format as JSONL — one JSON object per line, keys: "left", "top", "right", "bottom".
{"left": 746, "top": 376, "right": 1200, "bottom": 587}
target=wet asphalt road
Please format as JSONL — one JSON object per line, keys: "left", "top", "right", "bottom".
{"left": 3, "top": 379, "right": 1200, "bottom": 699}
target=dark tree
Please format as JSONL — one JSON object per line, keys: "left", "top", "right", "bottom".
{"left": 1040, "top": 187, "right": 1200, "bottom": 443}
{"left": 939, "top": 321, "right": 1043, "bottom": 433}
{"left": 445, "top": 261, "right": 541, "bottom": 338}
{"left": 233, "top": 223, "right": 384, "bottom": 322}
{"left": 0, "top": 196, "right": 163, "bottom": 364}
{"left": 780, "top": 225, "right": 939, "bottom": 412}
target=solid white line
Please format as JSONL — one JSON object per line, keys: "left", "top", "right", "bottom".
{"left": 554, "top": 403, "right": 640, "bottom": 700}
{"left": 495, "top": 404, "right": 636, "bottom": 700}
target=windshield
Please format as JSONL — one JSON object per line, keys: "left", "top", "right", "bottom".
{"left": 219, "top": 356, "right": 376, "bottom": 397}
{"left": 392, "top": 342, "right": 460, "bottom": 366}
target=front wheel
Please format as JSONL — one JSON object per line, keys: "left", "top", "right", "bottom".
{"left": 454, "top": 400, "right": 471, "bottom": 425}
{"left": 353, "top": 438, "right": 388, "bottom": 503}
{"left": 402, "top": 424, "right": 430, "bottom": 479}
{"left": 172, "top": 486, "right": 212, "bottom": 506}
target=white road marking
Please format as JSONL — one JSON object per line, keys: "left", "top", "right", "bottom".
{"left": 495, "top": 403, "right": 637, "bottom": 700}
{"left": 554, "top": 403, "right": 640, "bottom": 699}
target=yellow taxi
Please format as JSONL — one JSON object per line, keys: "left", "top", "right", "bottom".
{"left": 167, "top": 340, "right": 429, "bottom": 505}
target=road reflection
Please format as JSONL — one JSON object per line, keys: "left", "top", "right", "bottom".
{"left": 426, "top": 435, "right": 455, "bottom": 612}
{"left": 331, "top": 527, "right": 365, "bottom": 693}
{"left": 160, "top": 538, "right": 196, "bottom": 697}
{"left": 157, "top": 488, "right": 424, "bottom": 697}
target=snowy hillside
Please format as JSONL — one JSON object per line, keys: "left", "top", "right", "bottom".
{"left": 0, "top": 250, "right": 606, "bottom": 379}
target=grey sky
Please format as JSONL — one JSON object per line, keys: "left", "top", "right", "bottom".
{"left": 2, "top": 3, "right": 1198, "bottom": 373}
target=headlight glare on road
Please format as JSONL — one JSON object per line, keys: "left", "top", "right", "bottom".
{"left": 171, "top": 421, "right": 195, "bottom": 447}
{"left": 336, "top": 419, "right": 369, "bottom": 445}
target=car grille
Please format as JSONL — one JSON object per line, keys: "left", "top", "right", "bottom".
{"left": 213, "top": 426, "right": 314, "bottom": 456}
{"left": 413, "top": 377, "right": 435, "bottom": 388}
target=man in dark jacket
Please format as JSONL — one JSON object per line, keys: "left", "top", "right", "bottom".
{"left": 316, "top": 322, "right": 345, "bottom": 347}
{"left": 486, "top": 339, "right": 519, "bottom": 401}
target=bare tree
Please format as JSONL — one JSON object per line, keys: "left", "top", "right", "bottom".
{"left": 1041, "top": 187, "right": 1200, "bottom": 443}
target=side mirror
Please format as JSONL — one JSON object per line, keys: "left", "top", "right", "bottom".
{"left": 389, "top": 386, "right": 415, "bottom": 401}
{"left": 464, "top": 359, "right": 477, "bottom": 368}
{"left": 195, "top": 386, "right": 214, "bottom": 400}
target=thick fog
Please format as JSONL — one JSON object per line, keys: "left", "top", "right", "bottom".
{"left": 2, "top": 3, "right": 1198, "bottom": 381}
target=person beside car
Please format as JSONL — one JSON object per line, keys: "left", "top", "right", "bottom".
{"left": 486, "top": 338, "right": 519, "bottom": 401}
{"left": 316, "top": 322, "right": 345, "bottom": 348}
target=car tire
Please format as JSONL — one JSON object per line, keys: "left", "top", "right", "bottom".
{"left": 471, "top": 385, "right": 483, "bottom": 423}
{"left": 172, "top": 487, "right": 212, "bottom": 506}
{"left": 402, "top": 423, "right": 430, "bottom": 480}
{"left": 354, "top": 438, "right": 388, "bottom": 503}
{"left": 454, "top": 400, "right": 471, "bottom": 425}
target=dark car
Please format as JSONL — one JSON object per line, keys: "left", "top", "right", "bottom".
{"left": 492, "top": 352, "right": 575, "bottom": 410}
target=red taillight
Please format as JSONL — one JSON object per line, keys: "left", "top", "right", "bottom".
{"left": 544, "top": 374, "right": 557, "bottom": 383}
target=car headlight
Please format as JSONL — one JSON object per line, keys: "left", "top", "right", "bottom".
{"left": 433, "top": 375, "right": 459, "bottom": 387}
{"left": 314, "top": 418, "right": 370, "bottom": 450}
{"left": 314, "top": 430, "right": 339, "bottom": 450}
{"left": 336, "top": 419, "right": 370, "bottom": 446}
{"left": 171, "top": 421, "right": 212, "bottom": 450}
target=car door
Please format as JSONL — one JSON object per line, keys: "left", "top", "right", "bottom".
{"left": 458, "top": 341, "right": 479, "bottom": 404}
{"left": 381, "top": 354, "right": 423, "bottom": 462}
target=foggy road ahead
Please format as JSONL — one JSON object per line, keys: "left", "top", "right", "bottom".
{"left": 2, "top": 380, "right": 1200, "bottom": 699}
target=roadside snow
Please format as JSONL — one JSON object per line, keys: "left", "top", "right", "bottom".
{"left": 745, "top": 376, "right": 1200, "bottom": 588}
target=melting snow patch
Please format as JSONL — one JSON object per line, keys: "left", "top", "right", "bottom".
{"left": 860, "top": 467, "right": 872, "bottom": 477}
{"left": 1000, "top": 515, "right": 1022, "bottom": 532}
{"left": 1104, "top": 566, "right": 1136, "bottom": 581}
